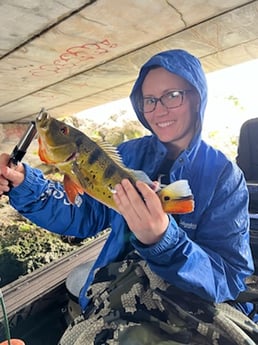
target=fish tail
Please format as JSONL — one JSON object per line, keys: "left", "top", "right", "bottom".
{"left": 158, "top": 180, "right": 194, "bottom": 214}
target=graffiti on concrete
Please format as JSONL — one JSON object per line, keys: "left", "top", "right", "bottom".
{"left": 30, "top": 39, "right": 117, "bottom": 77}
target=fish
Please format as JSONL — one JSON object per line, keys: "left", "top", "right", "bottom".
{"left": 35, "top": 109, "right": 194, "bottom": 214}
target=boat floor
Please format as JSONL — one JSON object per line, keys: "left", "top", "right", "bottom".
{"left": 9, "top": 283, "right": 69, "bottom": 345}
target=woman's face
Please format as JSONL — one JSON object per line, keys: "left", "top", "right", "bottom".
{"left": 141, "top": 67, "right": 200, "bottom": 153}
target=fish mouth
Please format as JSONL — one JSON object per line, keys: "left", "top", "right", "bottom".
{"left": 36, "top": 108, "right": 50, "bottom": 128}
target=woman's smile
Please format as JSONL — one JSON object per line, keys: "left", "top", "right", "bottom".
{"left": 156, "top": 120, "right": 176, "bottom": 128}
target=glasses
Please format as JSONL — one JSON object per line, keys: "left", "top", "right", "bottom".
{"left": 139, "top": 89, "right": 192, "bottom": 113}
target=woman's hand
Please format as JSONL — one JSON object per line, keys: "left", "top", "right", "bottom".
{"left": 0, "top": 153, "right": 25, "bottom": 195}
{"left": 113, "top": 179, "right": 169, "bottom": 245}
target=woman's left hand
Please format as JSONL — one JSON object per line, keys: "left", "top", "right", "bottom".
{"left": 113, "top": 179, "right": 169, "bottom": 245}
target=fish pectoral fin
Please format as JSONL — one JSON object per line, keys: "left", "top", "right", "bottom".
{"left": 130, "top": 169, "right": 158, "bottom": 189}
{"left": 63, "top": 174, "right": 84, "bottom": 204}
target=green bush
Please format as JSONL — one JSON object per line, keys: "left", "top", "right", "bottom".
{"left": 0, "top": 221, "right": 81, "bottom": 287}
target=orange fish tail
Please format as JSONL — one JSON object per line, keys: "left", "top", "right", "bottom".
{"left": 162, "top": 197, "right": 194, "bottom": 214}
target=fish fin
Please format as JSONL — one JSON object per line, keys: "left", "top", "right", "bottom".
{"left": 63, "top": 174, "right": 84, "bottom": 204}
{"left": 163, "top": 180, "right": 193, "bottom": 198}
{"left": 38, "top": 137, "right": 50, "bottom": 163}
{"left": 157, "top": 174, "right": 167, "bottom": 189}
{"left": 129, "top": 169, "right": 158, "bottom": 189}
{"left": 158, "top": 180, "right": 194, "bottom": 214}
{"left": 162, "top": 198, "right": 194, "bottom": 214}
{"left": 97, "top": 141, "right": 126, "bottom": 167}
{"left": 38, "top": 137, "right": 57, "bottom": 164}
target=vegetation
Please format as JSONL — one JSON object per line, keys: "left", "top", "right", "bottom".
{"left": 0, "top": 219, "right": 80, "bottom": 287}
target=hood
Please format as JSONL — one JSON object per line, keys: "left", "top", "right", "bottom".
{"left": 130, "top": 49, "right": 207, "bottom": 140}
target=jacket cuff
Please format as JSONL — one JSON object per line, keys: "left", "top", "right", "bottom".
{"left": 131, "top": 215, "right": 179, "bottom": 256}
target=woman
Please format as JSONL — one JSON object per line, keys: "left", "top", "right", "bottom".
{"left": 0, "top": 49, "right": 254, "bottom": 316}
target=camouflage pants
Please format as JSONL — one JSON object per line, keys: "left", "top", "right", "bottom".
{"left": 59, "top": 251, "right": 258, "bottom": 345}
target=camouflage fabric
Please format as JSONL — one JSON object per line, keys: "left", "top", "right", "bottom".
{"left": 59, "top": 251, "right": 258, "bottom": 345}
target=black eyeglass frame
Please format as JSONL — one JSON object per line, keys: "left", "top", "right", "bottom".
{"left": 139, "top": 89, "right": 193, "bottom": 113}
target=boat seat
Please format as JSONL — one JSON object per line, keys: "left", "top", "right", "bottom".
{"left": 236, "top": 118, "right": 258, "bottom": 273}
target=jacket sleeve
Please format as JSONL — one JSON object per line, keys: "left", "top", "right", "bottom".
{"left": 132, "top": 162, "right": 254, "bottom": 303}
{"left": 9, "top": 164, "right": 110, "bottom": 238}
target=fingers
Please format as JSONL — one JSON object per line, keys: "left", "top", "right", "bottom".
{"left": 0, "top": 169, "right": 10, "bottom": 194}
{"left": 113, "top": 179, "right": 163, "bottom": 216}
{"left": 0, "top": 154, "right": 10, "bottom": 195}
{"left": 0, "top": 166, "right": 10, "bottom": 195}
{"left": 113, "top": 179, "right": 144, "bottom": 219}
{"left": 135, "top": 180, "right": 163, "bottom": 214}
{"left": 0, "top": 154, "right": 25, "bottom": 195}
{"left": 0, "top": 153, "right": 10, "bottom": 166}
{"left": 113, "top": 179, "right": 169, "bottom": 245}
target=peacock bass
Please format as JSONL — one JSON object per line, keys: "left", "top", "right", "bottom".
{"left": 35, "top": 109, "right": 194, "bottom": 214}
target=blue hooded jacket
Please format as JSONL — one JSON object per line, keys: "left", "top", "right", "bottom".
{"left": 10, "top": 49, "right": 254, "bottom": 313}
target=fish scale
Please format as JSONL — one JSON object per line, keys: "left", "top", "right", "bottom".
{"left": 72, "top": 151, "right": 137, "bottom": 207}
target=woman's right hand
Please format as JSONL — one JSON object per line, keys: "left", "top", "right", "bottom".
{"left": 0, "top": 153, "right": 25, "bottom": 196}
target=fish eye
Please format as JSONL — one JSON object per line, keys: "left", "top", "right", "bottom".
{"left": 60, "top": 126, "right": 69, "bottom": 135}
